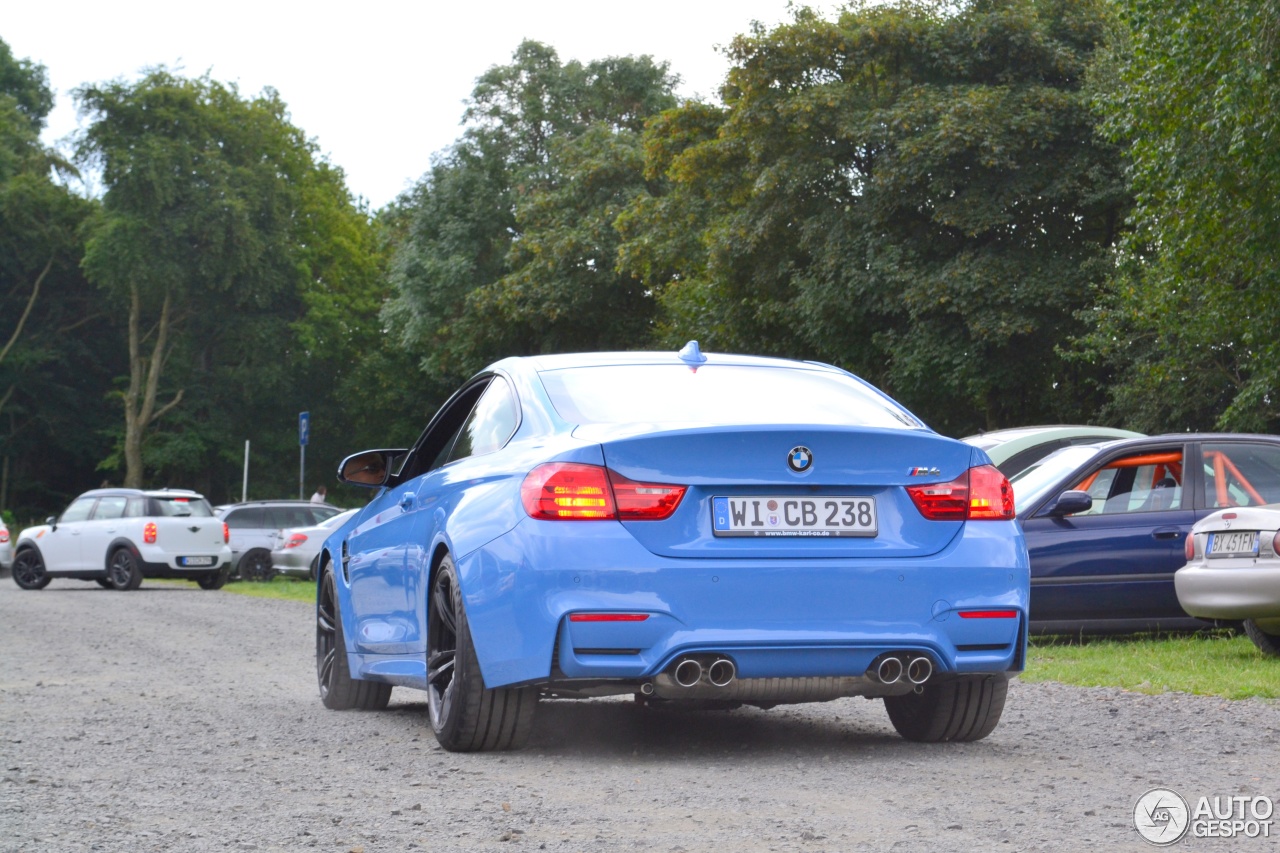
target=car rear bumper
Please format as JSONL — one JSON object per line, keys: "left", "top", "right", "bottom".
{"left": 450, "top": 517, "right": 1029, "bottom": 689}
{"left": 1175, "top": 564, "right": 1280, "bottom": 620}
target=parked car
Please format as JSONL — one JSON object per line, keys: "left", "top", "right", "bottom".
{"left": 962, "top": 425, "right": 1144, "bottom": 478}
{"left": 215, "top": 500, "right": 343, "bottom": 580}
{"left": 271, "top": 508, "right": 358, "bottom": 581}
{"left": 11, "top": 488, "right": 231, "bottom": 591}
{"left": 316, "top": 343, "right": 1029, "bottom": 751}
{"left": 0, "top": 519, "right": 12, "bottom": 573}
{"left": 1011, "top": 433, "right": 1280, "bottom": 633}
{"left": 1176, "top": 506, "right": 1280, "bottom": 656}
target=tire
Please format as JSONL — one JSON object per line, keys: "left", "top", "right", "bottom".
{"left": 1243, "top": 619, "right": 1280, "bottom": 657}
{"left": 12, "top": 549, "right": 51, "bottom": 590}
{"left": 308, "top": 554, "right": 320, "bottom": 583}
{"left": 106, "top": 548, "right": 143, "bottom": 591}
{"left": 316, "top": 567, "right": 391, "bottom": 711}
{"left": 95, "top": 579, "right": 113, "bottom": 589}
{"left": 427, "top": 555, "right": 537, "bottom": 752}
{"left": 239, "top": 549, "right": 273, "bottom": 582}
{"left": 884, "top": 674, "right": 1009, "bottom": 743}
{"left": 197, "top": 568, "right": 228, "bottom": 590}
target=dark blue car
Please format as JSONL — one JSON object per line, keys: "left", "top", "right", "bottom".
{"left": 1012, "top": 433, "right": 1280, "bottom": 632}
{"left": 315, "top": 345, "right": 1030, "bottom": 751}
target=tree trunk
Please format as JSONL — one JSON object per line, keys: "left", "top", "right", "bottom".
{"left": 121, "top": 285, "right": 183, "bottom": 489}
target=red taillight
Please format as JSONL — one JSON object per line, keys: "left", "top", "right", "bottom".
{"left": 284, "top": 533, "right": 308, "bottom": 549}
{"left": 223, "top": 522, "right": 230, "bottom": 544}
{"left": 607, "top": 470, "right": 686, "bottom": 520}
{"left": 0, "top": 529, "right": 8, "bottom": 544}
{"left": 520, "top": 463, "right": 686, "bottom": 521}
{"left": 1186, "top": 533, "right": 1196, "bottom": 561}
{"left": 522, "top": 463, "right": 616, "bottom": 519}
{"left": 958, "top": 609, "right": 1019, "bottom": 619}
{"left": 144, "top": 522, "right": 157, "bottom": 544}
{"left": 907, "top": 465, "right": 1014, "bottom": 521}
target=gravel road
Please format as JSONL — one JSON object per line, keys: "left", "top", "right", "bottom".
{"left": 1, "top": 578, "right": 1277, "bottom": 853}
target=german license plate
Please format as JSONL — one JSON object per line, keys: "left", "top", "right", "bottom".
{"left": 179, "top": 556, "right": 216, "bottom": 567}
{"left": 1207, "top": 531, "right": 1258, "bottom": 558}
{"left": 712, "top": 496, "right": 877, "bottom": 537}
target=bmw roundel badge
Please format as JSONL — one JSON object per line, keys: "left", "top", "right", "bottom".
{"left": 787, "top": 446, "right": 813, "bottom": 473}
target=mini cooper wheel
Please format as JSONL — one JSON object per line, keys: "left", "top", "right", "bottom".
{"left": 427, "top": 555, "right": 536, "bottom": 752}
{"left": 12, "top": 549, "right": 51, "bottom": 590}
{"left": 239, "top": 548, "right": 273, "bottom": 582}
{"left": 884, "top": 674, "right": 1009, "bottom": 742}
{"left": 197, "top": 568, "right": 228, "bottom": 590}
{"left": 316, "top": 567, "right": 391, "bottom": 710}
{"left": 1243, "top": 619, "right": 1280, "bottom": 657}
{"left": 107, "top": 548, "right": 143, "bottom": 591}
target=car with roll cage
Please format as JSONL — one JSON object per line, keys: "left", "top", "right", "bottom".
{"left": 11, "top": 488, "right": 231, "bottom": 591}
{"left": 315, "top": 343, "right": 1030, "bottom": 751}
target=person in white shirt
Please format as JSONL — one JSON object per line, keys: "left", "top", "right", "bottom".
{"left": 310, "top": 485, "right": 327, "bottom": 504}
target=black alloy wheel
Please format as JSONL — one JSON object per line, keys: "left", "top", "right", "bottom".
{"left": 107, "top": 548, "right": 143, "bottom": 591}
{"left": 316, "top": 567, "right": 391, "bottom": 710}
{"left": 426, "top": 555, "right": 536, "bottom": 751}
{"left": 197, "top": 568, "right": 228, "bottom": 590}
{"left": 239, "top": 549, "right": 273, "bottom": 582}
{"left": 12, "top": 549, "right": 51, "bottom": 590}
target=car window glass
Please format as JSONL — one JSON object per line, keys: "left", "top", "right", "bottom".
{"left": 1071, "top": 450, "right": 1183, "bottom": 515}
{"left": 446, "top": 376, "right": 518, "bottom": 465}
{"left": 410, "top": 379, "right": 491, "bottom": 477}
{"left": 59, "top": 497, "right": 96, "bottom": 523}
{"left": 225, "top": 507, "right": 266, "bottom": 528}
{"left": 92, "top": 496, "right": 128, "bottom": 520}
{"left": 311, "top": 506, "right": 342, "bottom": 522}
{"left": 276, "top": 507, "right": 314, "bottom": 529}
{"left": 1202, "top": 442, "right": 1280, "bottom": 508}
{"left": 153, "top": 497, "right": 213, "bottom": 517}
{"left": 124, "top": 498, "right": 148, "bottom": 518}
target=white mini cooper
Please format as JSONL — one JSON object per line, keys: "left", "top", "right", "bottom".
{"left": 12, "top": 488, "right": 232, "bottom": 591}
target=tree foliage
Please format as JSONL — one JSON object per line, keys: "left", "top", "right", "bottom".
{"left": 1083, "top": 0, "right": 1280, "bottom": 432}
{"left": 620, "top": 0, "right": 1129, "bottom": 435}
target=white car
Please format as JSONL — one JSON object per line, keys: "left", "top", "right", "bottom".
{"left": 1176, "top": 504, "right": 1280, "bottom": 657}
{"left": 270, "top": 507, "right": 358, "bottom": 581}
{"left": 215, "top": 500, "right": 344, "bottom": 580}
{"left": 0, "top": 520, "right": 13, "bottom": 572}
{"left": 11, "top": 488, "right": 232, "bottom": 591}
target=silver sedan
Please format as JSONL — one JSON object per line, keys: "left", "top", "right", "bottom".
{"left": 270, "top": 508, "right": 358, "bottom": 581}
{"left": 1176, "top": 504, "right": 1280, "bottom": 656}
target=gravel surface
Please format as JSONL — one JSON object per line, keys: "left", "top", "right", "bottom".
{"left": 2, "top": 578, "right": 1277, "bottom": 853}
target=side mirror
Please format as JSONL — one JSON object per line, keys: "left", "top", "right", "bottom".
{"left": 1043, "top": 489, "right": 1094, "bottom": 517}
{"left": 45, "top": 515, "right": 57, "bottom": 530}
{"left": 337, "top": 449, "right": 406, "bottom": 488}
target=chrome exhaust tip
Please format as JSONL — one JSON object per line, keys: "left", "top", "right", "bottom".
{"left": 906, "top": 656, "right": 933, "bottom": 685}
{"left": 640, "top": 681, "right": 655, "bottom": 696}
{"left": 673, "top": 657, "right": 703, "bottom": 688}
{"left": 706, "top": 658, "right": 736, "bottom": 688}
{"left": 876, "top": 655, "right": 903, "bottom": 684}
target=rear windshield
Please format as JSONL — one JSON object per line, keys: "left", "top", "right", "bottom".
{"left": 153, "top": 496, "right": 214, "bottom": 517}
{"left": 539, "top": 364, "right": 924, "bottom": 429}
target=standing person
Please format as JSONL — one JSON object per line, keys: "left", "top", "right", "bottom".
{"left": 310, "top": 485, "right": 327, "bottom": 504}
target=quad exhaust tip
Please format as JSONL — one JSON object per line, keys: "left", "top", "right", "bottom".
{"left": 907, "top": 656, "right": 933, "bottom": 685}
{"left": 871, "top": 653, "right": 933, "bottom": 686}
{"left": 876, "top": 655, "right": 904, "bottom": 684}
{"left": 673, "top": 657, "right": 703, "bottom": 688}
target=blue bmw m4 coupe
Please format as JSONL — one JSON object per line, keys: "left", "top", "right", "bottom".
{"left": 316, "top": 344, "right": 1030, "bottom": 751}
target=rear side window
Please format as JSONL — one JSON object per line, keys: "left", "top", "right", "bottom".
{"left": 224, "top": 507, "right": 266, "bottom": 528}
{"left": 124, "top": 498, "right": 148, "bottom": 518}
{"left": 1203, "top": 442, "right": 1280, "bottom": 508}
{"left": 272, "top": 507, "right": 316, "bottom": 529}
{"left": 446, "top": 376, "right": 519, "bottom": 464}
{"left": 92, "top": 496, "right": 128, "bottom": 520}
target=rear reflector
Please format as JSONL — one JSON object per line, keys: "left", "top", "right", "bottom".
{"left": 958, "top": 609, "right": 1019, "bottom": 619}
{"left": 568, "top": 613, "right": 650, "bottom": 622}
{"left": 907, "top": 465, "right": 1014, "bottom": 521}
{"left": 521, "top": 463, "right": 685, "bottom": 521}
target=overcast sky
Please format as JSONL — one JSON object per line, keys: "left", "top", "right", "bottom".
{"left": 3, "top": 1, "right": 830, "bottom": 209}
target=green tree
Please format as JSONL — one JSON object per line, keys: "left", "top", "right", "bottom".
{"left": 75, "top": 70, "right": 378, "bottom": 491}
{"left": 386, "top": 41, "right": 678, "bottom": 384}
{"left": 620, "top": 0, "right": 1130, "bottom": 434}
{"left": 1082, "top": 0, "right": 1280, "bottom": 432}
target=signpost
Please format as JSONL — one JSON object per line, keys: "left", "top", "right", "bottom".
{"left": 299, "top": 411, "right": 309, "bottom": 500}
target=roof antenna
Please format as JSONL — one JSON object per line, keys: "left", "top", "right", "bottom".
{"left": 678, "top": 340, "right": 707, "bottom": 365}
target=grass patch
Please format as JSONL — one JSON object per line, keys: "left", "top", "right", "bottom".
{"left": 147, "top": 575, "right": 317, "bottom": 603}
{"left": 1025, "top": 631, "right": 1279, "bottom": 700}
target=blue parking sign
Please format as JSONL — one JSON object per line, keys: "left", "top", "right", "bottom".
{"left": 299, "top": 411, "right": 310, "bottom": 447}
